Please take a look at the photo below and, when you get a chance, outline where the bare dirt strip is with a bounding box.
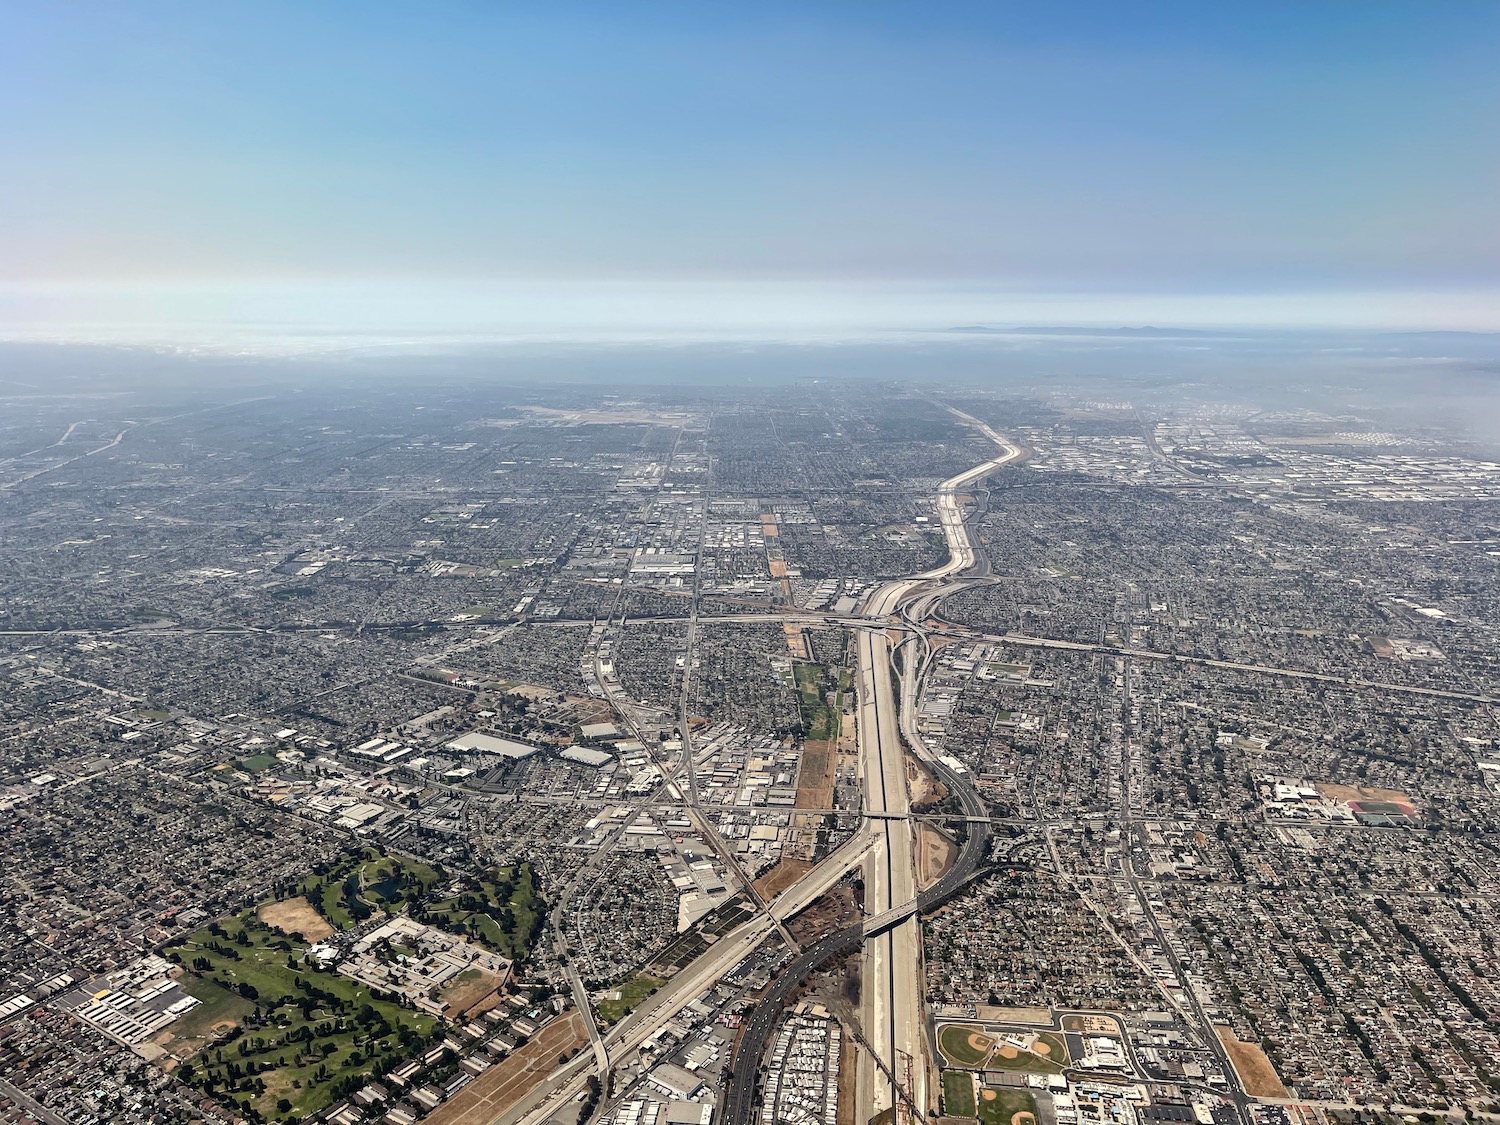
[441,969,508,1020]
[916,823,957,891]
[754,857,815,899]
[424,1010,589,1125]
[795,738,836,808]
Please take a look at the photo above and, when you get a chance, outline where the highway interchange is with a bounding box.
[500,412,1023,1125]
[724,412,1024,1125]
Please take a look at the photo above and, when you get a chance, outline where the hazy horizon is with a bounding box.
[4,1,1497,349]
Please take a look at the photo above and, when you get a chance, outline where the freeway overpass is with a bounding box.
[505,409,1024,1125]
[723,408,1022,1125]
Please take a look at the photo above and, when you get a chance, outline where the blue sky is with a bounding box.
[3,1,1498,336]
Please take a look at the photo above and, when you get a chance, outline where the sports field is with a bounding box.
[937,1023,994,1067]
[941,1070,977,1117]
[978,1086,1037,1125]
[988,1030,1065,1074]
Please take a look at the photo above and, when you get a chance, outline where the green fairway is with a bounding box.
[794,661,842,741]
[164,909,438,1121]
[978,1086,1038,1125]
[937,1023,994,1068]
[942,1069,977,1117]
[295,847,542,959]
[598,971,664,1024]
[417,862,543,961]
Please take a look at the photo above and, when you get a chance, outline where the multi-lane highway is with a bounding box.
[725,408,1023,1125]
[853,622,923,1123]
[503,408,1023,1125]
[846,408,1021,1124]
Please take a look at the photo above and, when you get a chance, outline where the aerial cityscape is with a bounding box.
[2,351,1500,1125]
[3,3,1499,1125]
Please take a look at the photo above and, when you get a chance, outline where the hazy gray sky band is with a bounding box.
[5,279,1500,348]
[2,1,1497,334]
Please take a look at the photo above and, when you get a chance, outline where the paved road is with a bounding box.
[721,758,992,1125]
[916,625,1500,706]
[853,622,922,1122]
[0,1076,71,1124]
[509,411,1023,1125]
[723,409,1019,1125]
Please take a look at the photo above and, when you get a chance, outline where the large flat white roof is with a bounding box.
[446,732,537,758]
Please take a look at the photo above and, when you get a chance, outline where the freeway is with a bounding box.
[507,408,1023,1125]
[720,779,993,1125]
[853,623,922,1123]
[926,627,1500,706]
[723,407,1023,1125]
[497,815,887,1125]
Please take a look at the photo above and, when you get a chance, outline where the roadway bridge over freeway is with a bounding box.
[721,750,993,1125]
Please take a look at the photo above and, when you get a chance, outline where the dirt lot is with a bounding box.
[441,969,507,1019]
[1317,782,1411,805]
[1215,1026,1289,1098]
[908,758,948,811]
[258,896,334,942]
[424,1010,589,1125]
[916,823,957,890]
[796,738,836,808]
[754,857,814,899]
[977,1005,1050,1024]
[834,1018,859,1125]
[788,886,858,944]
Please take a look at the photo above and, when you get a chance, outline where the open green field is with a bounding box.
[978,1086,1038,1125]
[794,662,845,741]
[239,751,281,772]
[164,908,438,1121]
[937,1023,994,1068]
[941,1070,977,1117]
[598,971,664,1024]
[417,862,543,961]
[296,847,542,961]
